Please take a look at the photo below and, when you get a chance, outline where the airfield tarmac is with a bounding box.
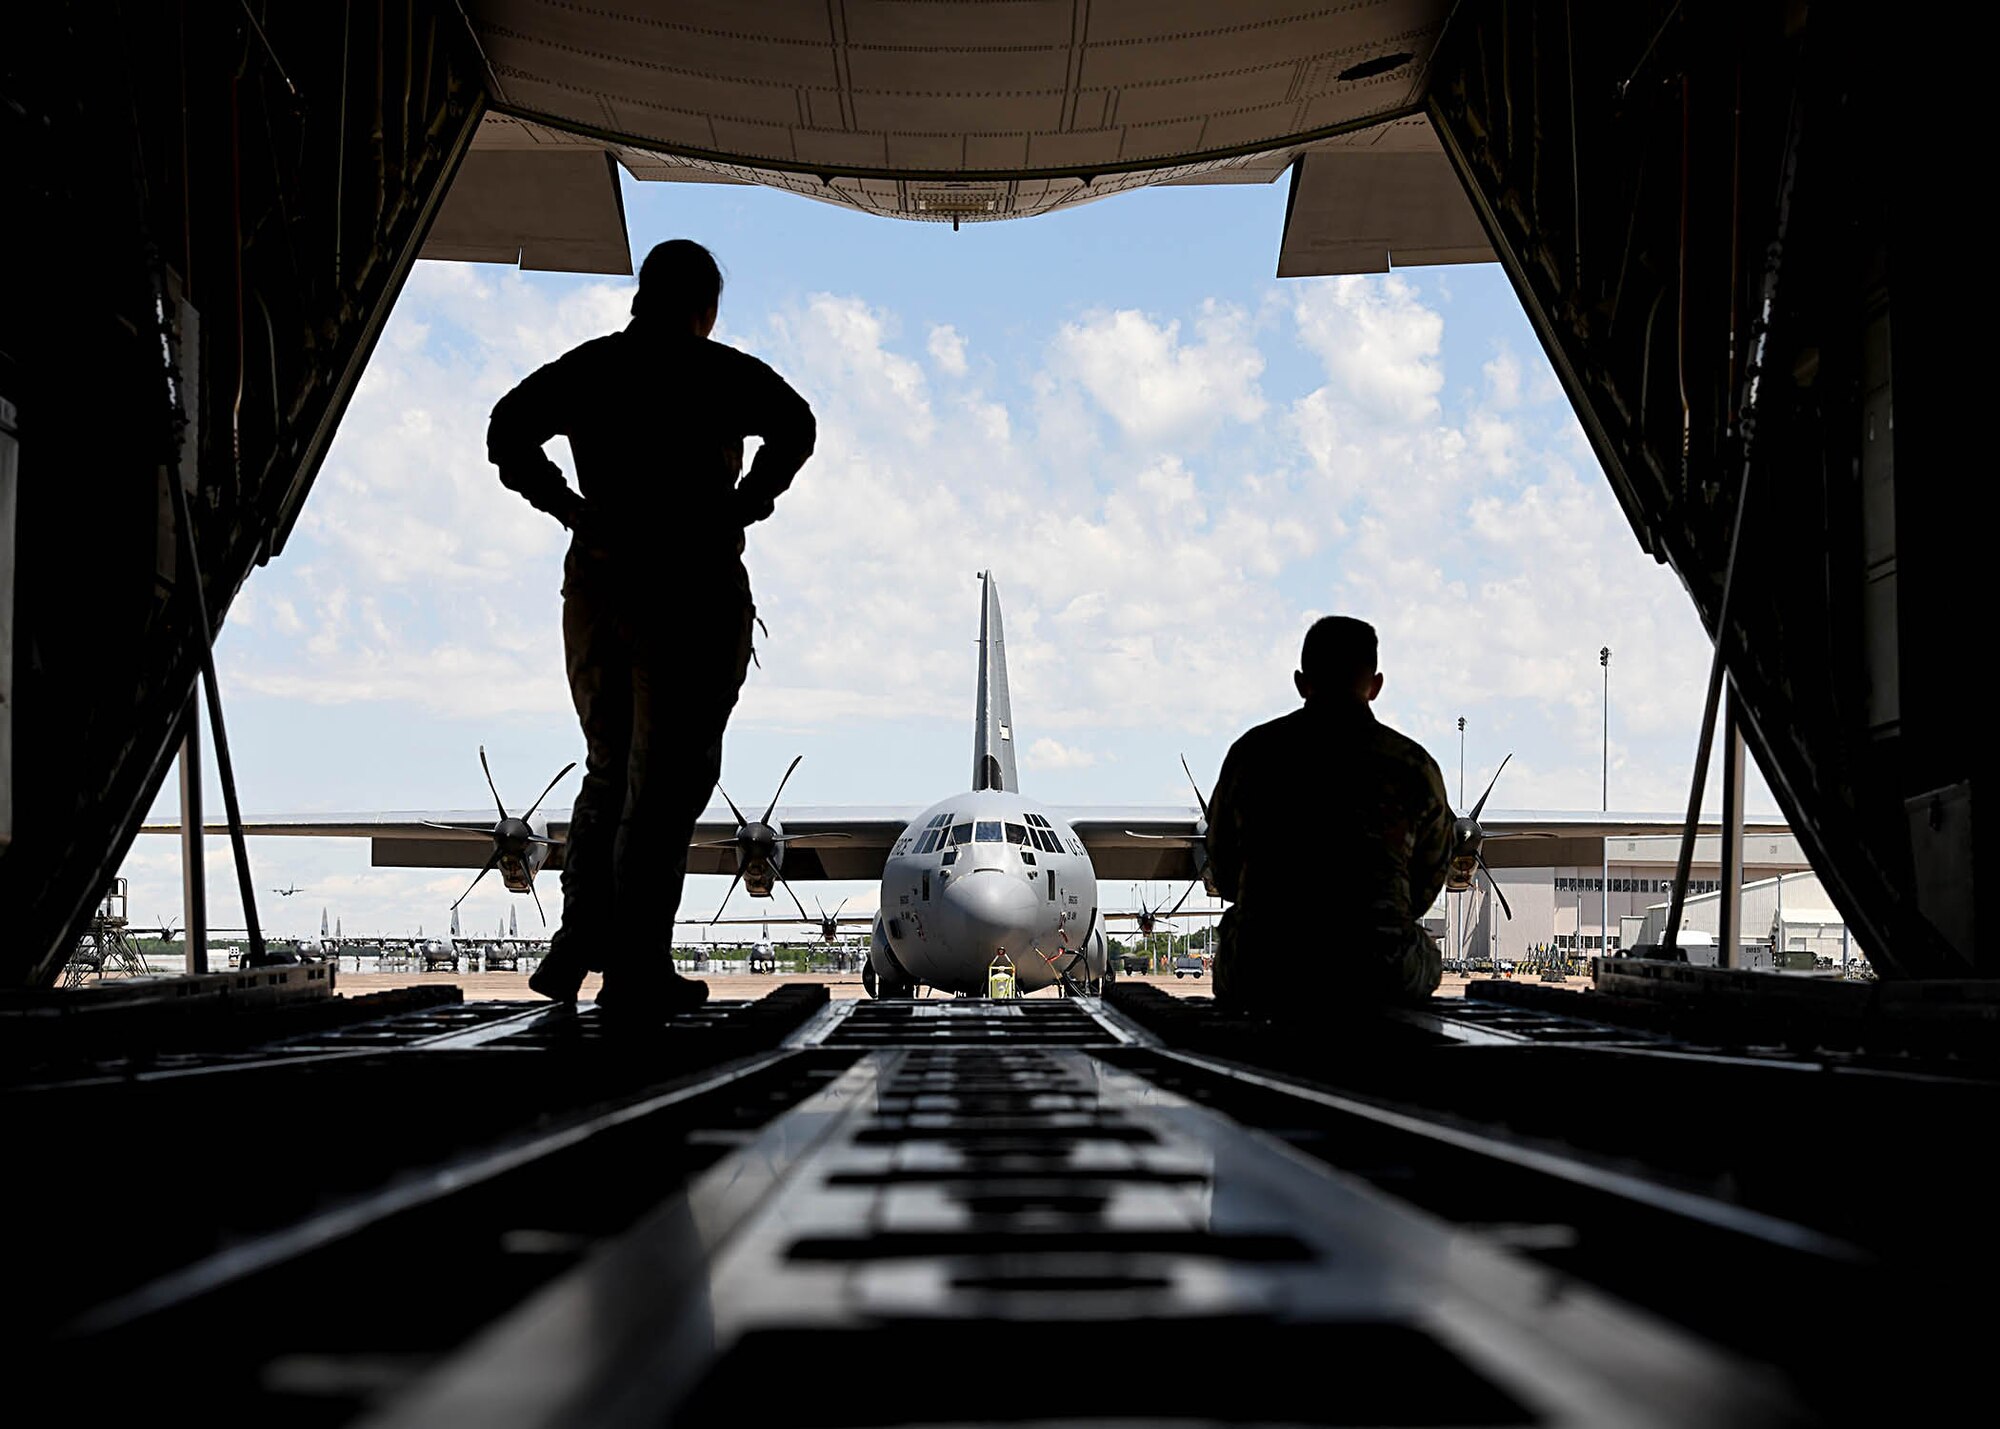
[331,969,1583,1002]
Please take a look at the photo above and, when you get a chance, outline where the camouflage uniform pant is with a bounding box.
[553,549,755,970]
[1213,905,1442,1014]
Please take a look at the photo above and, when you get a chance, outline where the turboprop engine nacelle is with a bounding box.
[1080,925,1108,979]
[735,819,783,896]
[866,911,919,995]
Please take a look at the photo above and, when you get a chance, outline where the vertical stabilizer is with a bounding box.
[450,907,461,940]
[972,571,1019,792]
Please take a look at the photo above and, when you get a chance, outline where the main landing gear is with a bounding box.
[862,961,916,1000]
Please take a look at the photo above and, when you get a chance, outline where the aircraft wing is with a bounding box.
[140,810,513,838]
[1055,805,1792,881]
[143,804,925,879]
[1475,810,1792,869]
[706,913,876,924]
[1059,807,1209,882]
[139,809,535,873]
[1478,809,1790,837]
[140,803,1789,882]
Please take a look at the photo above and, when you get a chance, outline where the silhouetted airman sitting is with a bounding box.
[1207,617,1450,1015]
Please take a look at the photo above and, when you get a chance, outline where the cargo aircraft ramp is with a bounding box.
[6,975,1988,1426]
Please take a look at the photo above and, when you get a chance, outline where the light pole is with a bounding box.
[1600,647,1611,811]
[1457,716,1466,807]
[1600,647,1611,962]
[1455,716,1465,972]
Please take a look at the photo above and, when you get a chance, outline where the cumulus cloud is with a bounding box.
[927,323,969,376]
[1023,737,1099,770]
[1483,344,1524,409]
[1051,301,1266,444]
[1293,275,1443,425]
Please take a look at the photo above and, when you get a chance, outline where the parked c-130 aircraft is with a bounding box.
[147,573,1782,995]
[862,572,1106,995]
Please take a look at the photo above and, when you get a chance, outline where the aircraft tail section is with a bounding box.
[972,571,1019,792]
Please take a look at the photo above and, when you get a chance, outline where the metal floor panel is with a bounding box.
[819,997,1122,1048]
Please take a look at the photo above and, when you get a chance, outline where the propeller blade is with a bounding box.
[768,831,852,843]
[833,898,848,919]
[1181,754,1211,822]
[714,784,750,828]
[759,754,804,826]
[478,746,508,822]
[1163,879,1201,919]
[530,880,547,927]
[706,869,746,926]
[419,821,486,835]
[1468,752,1513,822]
[522,761,577,822]
[1123,829,1171,840]
[451,851,502,911]
[1476,854,1513,920]
[776,869,812,924]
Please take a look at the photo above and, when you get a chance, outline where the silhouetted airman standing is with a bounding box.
[488,240,815,1020]
[1208,617,1449,1013]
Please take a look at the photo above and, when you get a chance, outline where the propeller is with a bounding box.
[1114,880,1200,935]
[1143,879,1200,933]
[1451,754,1516,920]
[704,755,850,925]
[438,746,577,923]
[1476,854,1513,920]
[1469,752,1510,824]
[1181,754,1211,822]
[816,896,849,943]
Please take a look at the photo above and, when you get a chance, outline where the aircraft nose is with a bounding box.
[939,871,1043,970]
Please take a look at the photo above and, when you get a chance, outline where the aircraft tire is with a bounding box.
[862,960,877,998]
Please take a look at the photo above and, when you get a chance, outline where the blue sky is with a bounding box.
[120,170,1777,942]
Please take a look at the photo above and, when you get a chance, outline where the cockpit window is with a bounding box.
[1035,828,1060,854]
[1005,822,1027,845]
[915,828,941,855]
[975,820,1003,843]
[950,822,973,846]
